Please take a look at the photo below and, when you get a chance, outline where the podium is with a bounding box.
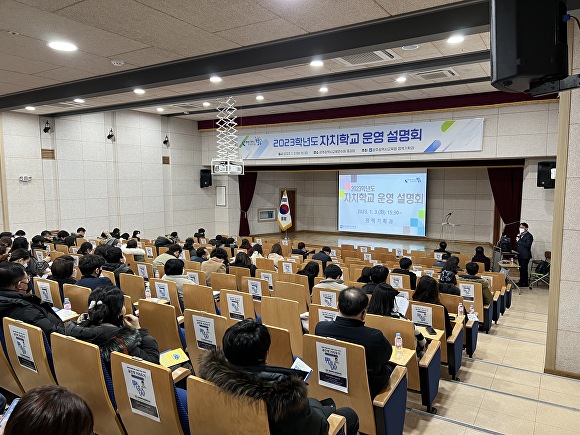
[440,222,461,241]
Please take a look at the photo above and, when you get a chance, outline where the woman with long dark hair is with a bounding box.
[297,261,320,293]
[413,276,452,337]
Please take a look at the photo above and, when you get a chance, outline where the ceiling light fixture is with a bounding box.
[156,107,164,112]
[73,98,85,103]
[319,86,328,93]
[111,59,124,67]
[396,76,407,83]
[47,41,78,51]
[133,88,145,95]
[25,106,35,111]
[447,35,465,44]
[202,102,211,107]
[401,44,420,51]
[43,121,51,133]
[310,60,324,67]
[209,76,222,83]
[256,95,264,101]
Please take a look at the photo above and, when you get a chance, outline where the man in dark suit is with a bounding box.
[516,222,533,286]
[312,246,333,270]
[315,287,393,397]
[391,257,417,289]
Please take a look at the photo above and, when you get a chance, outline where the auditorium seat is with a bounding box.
[63,283,91,314]
[183,309,227,373]
[220,289,256,327]
[439,293,479,358]
[138,299,185,352]
[261,296,303,357]
[33,277,63,308]
[182,283,217,314]
[272,281,309,313]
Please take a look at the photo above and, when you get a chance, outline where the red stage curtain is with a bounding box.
[238,172,258,236]
[487,167,524,249]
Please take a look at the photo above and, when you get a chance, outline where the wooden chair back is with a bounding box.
[55,244,69,253]
[182,283,216,314]
[184,270,206,286]
[407,300,446,330]
[211,272,237,292]
[255,257,276,271]
[184,260,201,271]
[149,278,183,317]
[3,318,56,391]
[119,273,145,303]
[111,352,185,435]
[261,296,303,357]
[240,276,269,317]
[144,245,156,260]
[50,250,65,260]
[187,376,269,435]
[365,314,415,351]
[308,304,339,334]
[136,262,154,280]
[138,299,182,352]
[456,280,485,314]
[76,237,88,246]
[279,260,298,274]
[266,325,294,367]
[439,293,463,317]
[272,281,309,313]
[124,295,134,315]
[183,309,227,373]
[220,290,255,327]
[51,334,125,435]
[0,329,25,396]
[480,272,504,292]
[33,249,49,262]
[281,272,309,289]
[388,273,411,290]
[124,253,138,274]
[312,286,341,309]
[33,277,62,308]
[100,269,116,284]
[229,266,251,290]
[157,264,165,278]
[158,247,169,255]
[63,284,91,313]
[256,269,279,290]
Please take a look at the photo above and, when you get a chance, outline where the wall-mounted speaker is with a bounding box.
[537,161,556,189]
[200,169,212,188]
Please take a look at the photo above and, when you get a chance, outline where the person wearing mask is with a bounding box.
[30,235,48,251]
[312,247,333,270]
[77,242,94,256]
[229,252,257,278]
[315,287,393,398]
[201,248,229,286]
[76,254,114,291]
[191,247,208,263]
[47,255,77,301]
[162,258,194,308]
[471,246,491,272]
[0,262,65,339]
[250,244,264,265]
[152,244,183,268]
[267,243,285,269]
[438,270,461,296]
[8,248,33,290]
[76,227,86,238]
[132,230,141,241]
[413,276,452,338]
[459,262,493,305]
[65,285,159,372]
[54,230,70,245]
[297,261,320,294]
[121,239,146,262]
[11,237,50,277]
[516,222,533,287]
[101,247,133,287]
[199,319,359,435]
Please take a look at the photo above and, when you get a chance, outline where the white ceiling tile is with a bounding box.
[0,69,59,87]
[0,53,61,74]
[215,18,307,46]
[113,47,183,67]
[379,0,463,16]
[34,67,95,81]
[12,0,84,13]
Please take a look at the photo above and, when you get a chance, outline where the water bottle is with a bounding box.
[458,302,464,316]
[145,283,151,299]
[63,298,72,311]
[470,304,475,315]
[395,333,403,358]
[154,268,160,278]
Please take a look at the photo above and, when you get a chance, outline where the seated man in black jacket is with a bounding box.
[76,254,115,291]
[292,242,315,260]
[0,262,64,341]
[391,257,417,290]
[200,319,359,434]
[361,265,394,295]
[312,246,333,270]
[315,287,393,397]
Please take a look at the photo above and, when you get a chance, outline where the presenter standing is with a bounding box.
[516,222,533,286]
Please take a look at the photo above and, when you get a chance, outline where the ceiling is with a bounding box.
[0,0,562,121]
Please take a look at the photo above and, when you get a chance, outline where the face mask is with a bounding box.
[519,228,524,234]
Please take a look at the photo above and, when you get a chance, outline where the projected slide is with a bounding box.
[338,170,427,236]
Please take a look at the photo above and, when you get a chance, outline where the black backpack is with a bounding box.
[499,235,512,252]
[535,261,550,274]
[154,236,173,248]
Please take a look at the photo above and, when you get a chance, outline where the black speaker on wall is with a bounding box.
[490,0,568,93]
[537,161,556,189]
[200,169,212,188]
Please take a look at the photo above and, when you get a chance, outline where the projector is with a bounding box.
[211,159,244,175]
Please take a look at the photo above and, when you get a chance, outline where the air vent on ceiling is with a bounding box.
[41,149,55,160]
[415,68,459,81]
[335,49,402,66]
[171,103,197,109]
[162,156,170,165]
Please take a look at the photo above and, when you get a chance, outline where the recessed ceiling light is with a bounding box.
[25,106,35,111]
[133,88,145,95]
[47,41,78,52]
[447,35,464,44]
[401,44,420,51]
[73,98,85,103]
[256,95,264,101]
[396,76,407,83]
[209,76,222,83]
[202,102,211,107]
[111,59,125,67]
[319,86,328,93]
[310,60,324,67]
[156,107,164,112]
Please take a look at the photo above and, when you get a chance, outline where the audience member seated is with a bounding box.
[183,237,195,258]
[152,244,183,268]
[413,276,452,337]
[0,262,64,339]
[47,255,77,301]
[30,235,48,251]
[267,243,285,269]
[101,247,133,287]
[209,234,223,246]
[76,254,114,291]
[193,228,205,243]
[111,228,121,239]
[132,230,141,241]
[169,231,180,242]
[0,231,13,239]
[64,235,78,248]
[392,257,417,290]
[316,287,393,397]
[442,255,462,274]
[121,239,145,262]
[434,241,451,255]
[361,265,394,295]
[199,319,359,435]
[471,246,491,272]
[201,248,229,286]
[292,242,314,260]
[2,385,94,435]
[367,285,427,358]
[316,264,348,291]
[312,246,333,270]
[76,227,86,238]
[230,252,257,277]
[433,252,449,268]
[66,285,159,372]
[250,244,264,265]
[297,261,320,294]
[356,266,372,283]
[438,270,461,296]
[7,249,33,291]
[14,230,26,237]
[11,237,50,277]
[190,247,208,263]
[53,230,70,245]
[162,258,193,307]
[0,242,9,263]
[459,262,493,305]
[77,242,93,255]
[120,232,130,241]
[239,238,253,252]
[93,244,109,259]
